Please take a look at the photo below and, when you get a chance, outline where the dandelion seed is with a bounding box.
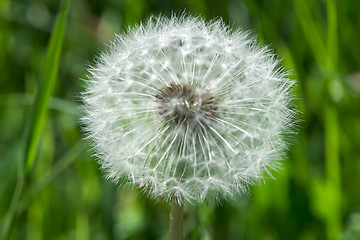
[82,14,296,204]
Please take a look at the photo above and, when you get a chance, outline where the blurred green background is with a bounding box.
[1,0,360,239]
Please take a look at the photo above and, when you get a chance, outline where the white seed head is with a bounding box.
[82,14,296,204]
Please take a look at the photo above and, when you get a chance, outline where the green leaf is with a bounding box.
[24,0,71,172]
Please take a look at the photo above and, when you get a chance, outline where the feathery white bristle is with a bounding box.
[82,14,296,204]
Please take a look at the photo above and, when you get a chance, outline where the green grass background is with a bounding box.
[1,0,360,239]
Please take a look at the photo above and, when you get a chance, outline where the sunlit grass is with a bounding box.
[1,0,70,238]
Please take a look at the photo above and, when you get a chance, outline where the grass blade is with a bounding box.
[0,1,71,239]
[24,0,71,172]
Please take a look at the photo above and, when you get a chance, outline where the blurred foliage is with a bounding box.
[1,0,360,239]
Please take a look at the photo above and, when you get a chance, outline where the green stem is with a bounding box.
[0,177,24,239]
[169,200,183,240]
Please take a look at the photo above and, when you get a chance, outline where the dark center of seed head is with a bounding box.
[154,83,219,130]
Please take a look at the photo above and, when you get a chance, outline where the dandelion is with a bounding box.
[82,14,295,206]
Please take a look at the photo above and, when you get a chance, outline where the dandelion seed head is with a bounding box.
[82,14,296,204]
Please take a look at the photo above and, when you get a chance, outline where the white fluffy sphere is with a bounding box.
[82,15,295,204]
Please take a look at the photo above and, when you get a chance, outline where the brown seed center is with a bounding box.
[154,83,219,130]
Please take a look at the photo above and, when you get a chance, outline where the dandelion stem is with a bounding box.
[169,201,183,240]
